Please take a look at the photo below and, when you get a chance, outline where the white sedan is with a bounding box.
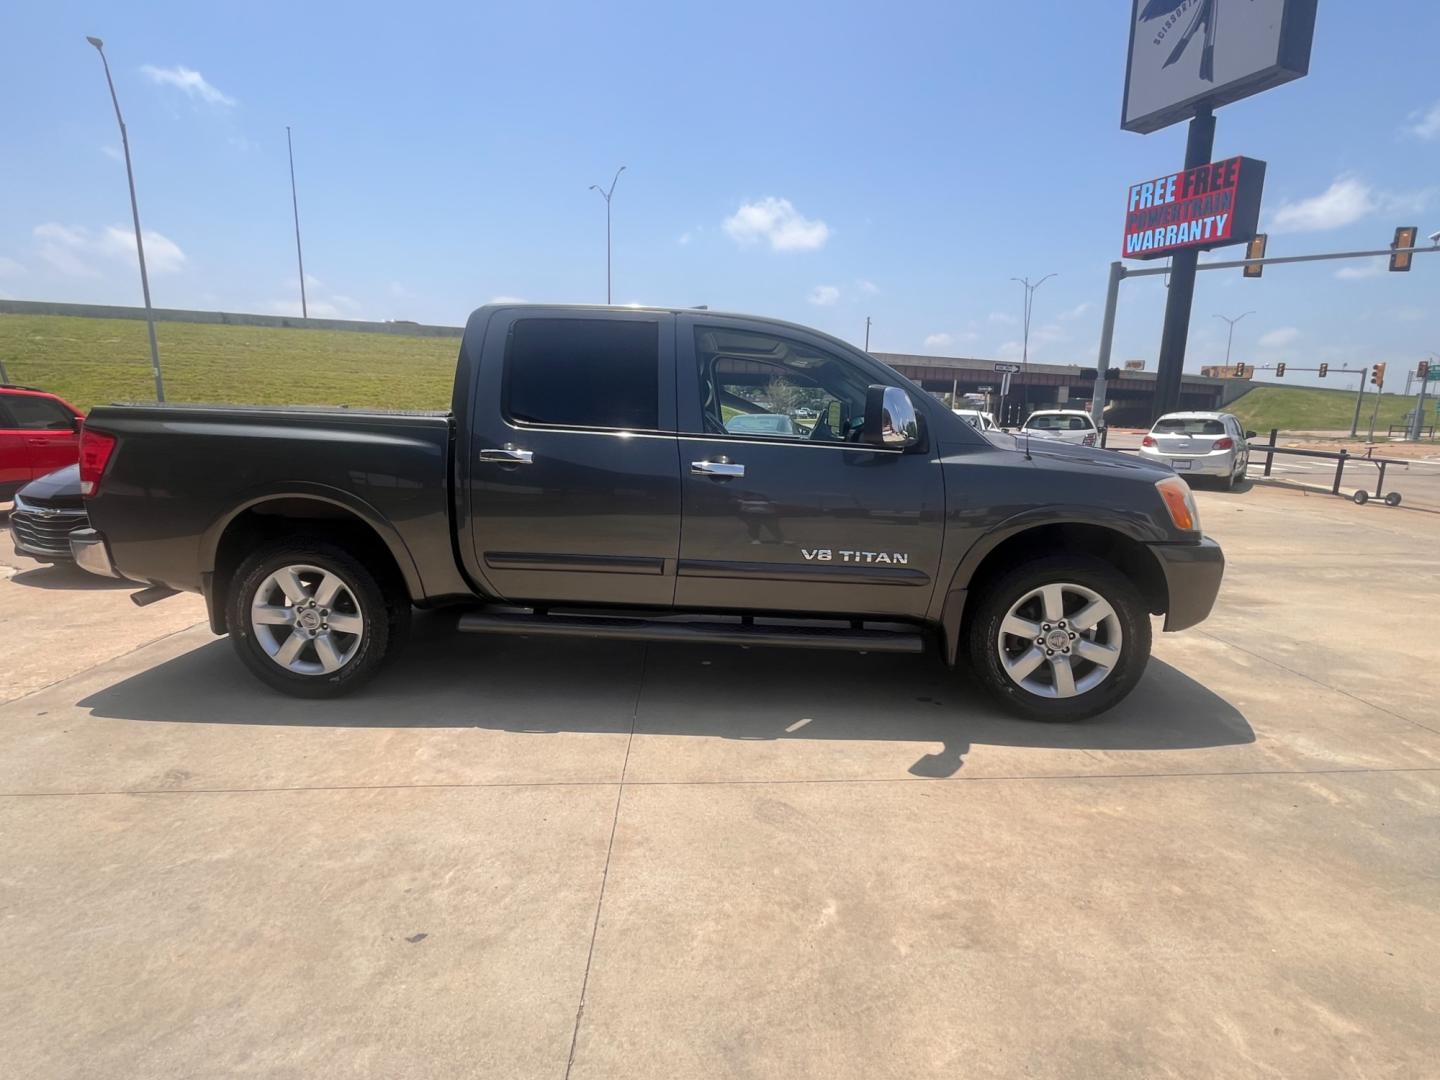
[1140,411,1254,489]
[952,408,999,433]
[1021,409,1101,447]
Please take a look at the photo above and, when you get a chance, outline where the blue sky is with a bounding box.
[3,1,1438,388]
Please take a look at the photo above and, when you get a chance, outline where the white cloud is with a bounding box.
[1334,258,1385,280]
[723,197,829,252]
[677,231,692,246]
[34,224,99,277]
[1269,177,1375,233]
[923,333,954,348]
[857,279,879,294]
[1408,100,1440,141]
[488,295,527,304]
[1058,302,1092,321]
[100,145,123,162]
[140,64,236,107]
[988,311,1018,325]
[97,225,188,274]
[0,255,25,278]
[1258,327,1300,348]
[807,284,840,306]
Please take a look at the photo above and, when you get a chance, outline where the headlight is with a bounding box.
[1155,475,1199,532]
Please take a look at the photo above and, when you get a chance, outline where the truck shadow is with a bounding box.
[77,613,1253,778]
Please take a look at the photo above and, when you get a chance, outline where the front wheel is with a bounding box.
[966,555,1152,722]
[227,539,394,698]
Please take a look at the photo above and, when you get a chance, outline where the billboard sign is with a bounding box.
[1123,155,1266,260]
[1121,0,1317,134]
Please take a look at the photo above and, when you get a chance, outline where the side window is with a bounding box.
[506,318,659,431]
[694,327,870,444]
[3,395,74,431]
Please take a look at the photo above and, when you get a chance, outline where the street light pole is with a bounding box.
[1011,273,1056,422]
[286,126,308,319]
[87,36,164,402]
[864,316,871,351]
[1213,310,1255,368]
[588,166,626,304]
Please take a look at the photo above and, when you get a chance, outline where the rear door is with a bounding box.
[673,316,945,619]
[0,400,28,495]
[1,393,79,487]
[466,310,680,607]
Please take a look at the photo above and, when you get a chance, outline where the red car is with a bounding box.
[0,385,85,502]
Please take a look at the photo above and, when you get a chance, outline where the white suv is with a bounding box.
[1021,409,1101,446]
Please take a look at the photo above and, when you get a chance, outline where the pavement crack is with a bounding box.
[563,644,644,1080]
[1196,629,1440,738]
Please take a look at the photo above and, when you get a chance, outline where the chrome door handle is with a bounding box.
[479,447,534,465]
[691,460,744,478]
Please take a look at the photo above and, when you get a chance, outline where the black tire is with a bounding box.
[227,538,395,698]
[966,555,1153,722]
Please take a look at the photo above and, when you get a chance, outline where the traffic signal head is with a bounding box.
[1234,363,1248,378]
[1243,233,1267,278]
[1318,363,1328,378]
[1389,226,1417,272]
[1419,361,1430,380]
[1371,362,1387,387]
[1275,362,1286,377]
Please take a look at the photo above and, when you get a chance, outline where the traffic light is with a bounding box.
[1318,363,1328,378]
[1371,363,1387,387]
[1243,233,1268,278]
[1419,361,1430,380]
[1234,363,1249,378]
[1389,227,1417,272]
[1275,362,1286,377]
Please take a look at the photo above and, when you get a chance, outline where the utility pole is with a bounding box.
[588,166,626,304]
[1011,272,1056,419]
[864,316,871,351]
[1411,354,1436,441]
[87,36,164,401]
[1213,310,1255,368]
[286,126,308,318]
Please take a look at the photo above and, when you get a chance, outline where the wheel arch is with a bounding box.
[938,518,1168,665]
[203,488,420,635]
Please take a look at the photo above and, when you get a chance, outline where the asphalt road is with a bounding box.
[2,488,1437,1079]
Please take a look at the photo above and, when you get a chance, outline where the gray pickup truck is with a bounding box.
[73,304,1222,720]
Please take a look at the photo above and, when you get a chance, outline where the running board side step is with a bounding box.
[456,612,925,653]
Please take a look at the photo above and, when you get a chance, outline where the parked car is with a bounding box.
[10,465,88,562]
[1021,409,1101,447]
[951,408,999,433]
[1140,411,1254,489]
[725,412,797,437]
[0,385,85,502]
[73,304,1222,720]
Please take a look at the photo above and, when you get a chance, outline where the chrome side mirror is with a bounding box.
[863,385,919,448]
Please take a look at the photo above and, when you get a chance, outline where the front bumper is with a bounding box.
[69,528,122,579]
[11,503,88,560]
[1148,536,1225,631]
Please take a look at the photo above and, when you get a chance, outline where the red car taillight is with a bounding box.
[78,428,117,496]
[1141,434,1156,447]
[1212,437,1234,451]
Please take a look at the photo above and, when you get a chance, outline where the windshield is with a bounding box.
[1154,418,1226,435]
[725,412,797,435]
[1025,414,1092,431]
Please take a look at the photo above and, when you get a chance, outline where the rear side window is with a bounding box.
[2,394,74,430]
[506,318,659,431]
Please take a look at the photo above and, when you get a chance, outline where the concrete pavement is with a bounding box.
[1,487,1436,1079]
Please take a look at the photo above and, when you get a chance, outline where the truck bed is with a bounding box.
[82,402,466,602]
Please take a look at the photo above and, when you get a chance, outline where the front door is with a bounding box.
[0,394,80,488]
[466,310,680,608]
[674,317,945,619]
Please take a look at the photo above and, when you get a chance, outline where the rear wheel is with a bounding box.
[227,539,395,698]
[966,555,1152,721]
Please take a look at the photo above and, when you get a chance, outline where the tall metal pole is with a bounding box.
[1213,310,1254,368]
[1152,107,1215,421]
[1011,273,1056,420]
[286,126,308,319]
[87,36,164,402]
[588,166,625,304]
[1091,261,1123,426]
[1411,355,1435,440]
[864,316,871,351]
[1350,369,1365,439]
